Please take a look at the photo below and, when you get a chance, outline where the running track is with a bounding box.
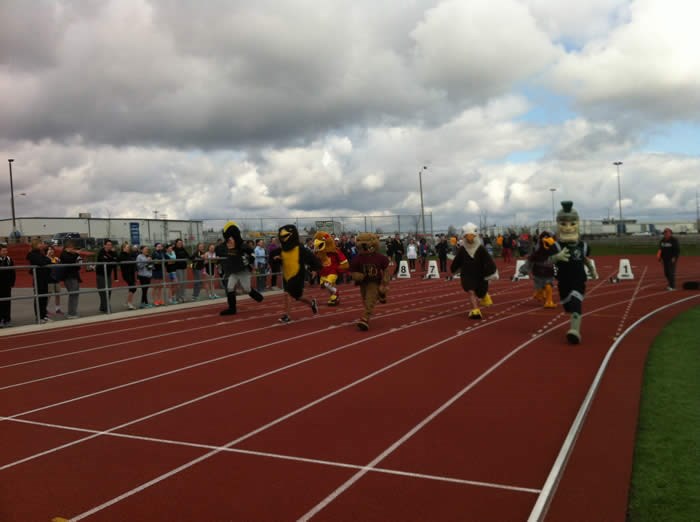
[1,255,698,521]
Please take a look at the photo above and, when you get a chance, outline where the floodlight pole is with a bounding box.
[419,166,428,237]
[614,161,623,235]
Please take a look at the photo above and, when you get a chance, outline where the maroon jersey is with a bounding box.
[350,253,389,282]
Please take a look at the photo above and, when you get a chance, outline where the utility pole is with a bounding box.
[418,165,428,237]
[614,161,623,235]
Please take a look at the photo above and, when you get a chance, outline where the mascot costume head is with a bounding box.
[223,221,243,246]
[355,232,380,254]
[536,230,556,252]
[556,201,580,244]
[313,231,337,257]
[278,224,300,251]
[461,222,481,257]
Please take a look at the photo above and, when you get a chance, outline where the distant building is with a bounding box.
[0,216,204,245]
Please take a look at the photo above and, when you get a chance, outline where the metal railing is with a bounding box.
[0,258,284,327]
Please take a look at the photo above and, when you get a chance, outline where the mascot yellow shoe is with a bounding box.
[479,293,493,307]
[468,308,483,320]
[543,284,556,308]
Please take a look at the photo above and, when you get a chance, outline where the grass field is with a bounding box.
[588,237,700,257]
[627,305,700,522]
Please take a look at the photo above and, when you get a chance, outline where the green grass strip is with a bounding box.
[628,305,700,522]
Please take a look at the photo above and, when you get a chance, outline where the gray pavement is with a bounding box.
[0,284,283,337]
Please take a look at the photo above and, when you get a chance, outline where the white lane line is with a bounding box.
[0,278,441,348]
[296,287,678,521]
[61,292,662,521]
[0,286,462,388]
[0,283,456,366]
[1,286,526,407]
[28,311,548,522]
[1,415,540,495]
[527,293,700,522]
[1,297,540,471]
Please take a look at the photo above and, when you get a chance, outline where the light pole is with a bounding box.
[418,165,427,237]
[549,188,556,225]
[7,159,18,241]
[614,161,623,235]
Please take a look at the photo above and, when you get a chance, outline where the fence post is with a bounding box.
[103,262,111,314]
[161,257,168,304]
[32,266,40,324]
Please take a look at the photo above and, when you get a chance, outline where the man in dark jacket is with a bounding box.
[96,240,117,313]
[60,240,83,318]
[434,235,450,274]
[657,228,680,290]
[389,234,404,279]
[0,244,17,327]
[26,239,52,322]
[173,239,190,303]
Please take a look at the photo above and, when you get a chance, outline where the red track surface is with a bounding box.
[1,255,698,521]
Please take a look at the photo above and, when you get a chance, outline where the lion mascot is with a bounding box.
[516,230,560,308]
[313,231,349,305]
[276,224,321,323]
[550,201,598,344]
[350,232,390,331]
[215,221,264,316]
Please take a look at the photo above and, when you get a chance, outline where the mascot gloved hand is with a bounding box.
[551,248,570,263]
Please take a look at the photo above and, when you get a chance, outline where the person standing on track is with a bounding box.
[657,228,680,290]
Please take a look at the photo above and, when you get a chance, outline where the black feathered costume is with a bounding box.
[216,221,263,316]
[277,224,321,322]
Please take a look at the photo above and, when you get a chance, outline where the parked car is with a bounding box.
[50,232,82,246]
[50,233,94,249]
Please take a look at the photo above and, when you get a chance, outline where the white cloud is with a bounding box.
[548,0,700,121]
[412,0,560,100]
[1,0,699,233]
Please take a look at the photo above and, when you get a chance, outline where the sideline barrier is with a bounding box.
[396,260,411,279]
[617,258,634,280]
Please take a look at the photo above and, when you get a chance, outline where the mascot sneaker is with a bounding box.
[468,308,483,320]
[566,313,582,344]
[479,293,493,307]
[357,319,369,331]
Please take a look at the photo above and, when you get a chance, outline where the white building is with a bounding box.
[0,215,204,245]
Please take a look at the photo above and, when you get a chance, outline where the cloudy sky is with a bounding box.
[1,0,699,231]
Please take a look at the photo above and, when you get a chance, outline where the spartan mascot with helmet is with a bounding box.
[551,201,598,344]
[313,231,349,306]
[215,221,264,316]
[350,233,390,331]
